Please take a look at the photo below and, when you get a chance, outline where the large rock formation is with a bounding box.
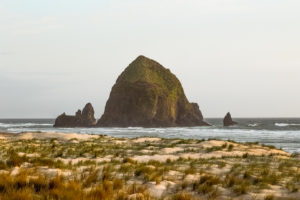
[223,112,237,126]
[54,103,96,127]
[97,55,209,127]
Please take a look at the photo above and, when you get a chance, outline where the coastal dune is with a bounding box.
[14,132,99,141]
[0,131,298,199]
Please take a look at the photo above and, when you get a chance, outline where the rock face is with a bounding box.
[223,112,237,126]
[54,103,96,127]
[97,55,209,127]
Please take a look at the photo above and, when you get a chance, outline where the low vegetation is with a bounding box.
[0,133,299,199]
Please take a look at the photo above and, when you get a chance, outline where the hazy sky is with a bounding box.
[0,0,299,118]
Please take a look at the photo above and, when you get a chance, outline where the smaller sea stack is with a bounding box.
[54,103,96,127]
[223,112,237,126]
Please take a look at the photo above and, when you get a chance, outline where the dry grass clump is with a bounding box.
[172,192,194,200]
[192,175,220,196]
[227,144,234,151]
[83,168,100,187]
[6,149,28,167]
[285,181,299,193]
[184,163,197,175]
[0,171,150,200]
[1,188,33,200]
[264,194,274,200]
[1,173,82,200]
[0,160,7,170]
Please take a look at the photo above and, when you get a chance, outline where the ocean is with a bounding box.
[0,118,300,153]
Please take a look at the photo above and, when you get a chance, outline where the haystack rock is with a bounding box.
[97,55,209,127]
[223,112,237,126]
[54,103,96,127]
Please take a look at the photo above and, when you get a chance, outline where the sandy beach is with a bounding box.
[0,131,298,199]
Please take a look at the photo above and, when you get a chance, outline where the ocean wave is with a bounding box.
[0,123,52,128]
[275,123,300,127]
[3,124,300,153]
[248,123,259,127]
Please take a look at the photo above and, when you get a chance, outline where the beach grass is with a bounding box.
[0,132,298,199]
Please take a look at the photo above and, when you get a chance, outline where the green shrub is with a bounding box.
[123,157,135,164]
[233,183,248,194]
[6,150,28,167]
[184,166,196,175]
[221,143,228,148]
[217,161,226,168]
[193,175,220,195]
[227,144,234,151]
[286,181,299,193]
[134,165,154,179]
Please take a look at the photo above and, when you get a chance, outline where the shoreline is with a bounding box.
[0,131,292,154]
[0,130,297,153]
[1,119,300,155]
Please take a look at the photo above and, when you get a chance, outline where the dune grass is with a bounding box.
[0,134,298,199]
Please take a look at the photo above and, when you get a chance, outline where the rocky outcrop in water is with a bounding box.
[223,112,237,126]
[54,103,96,127]
[97,55,209,127]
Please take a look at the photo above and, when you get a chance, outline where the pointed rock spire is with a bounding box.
[54,103,96,127]
[223,112,238,126]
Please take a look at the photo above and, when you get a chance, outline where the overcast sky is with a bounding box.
[0,0,299,118]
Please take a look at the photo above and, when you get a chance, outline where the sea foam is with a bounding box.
[275,123,300,127]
